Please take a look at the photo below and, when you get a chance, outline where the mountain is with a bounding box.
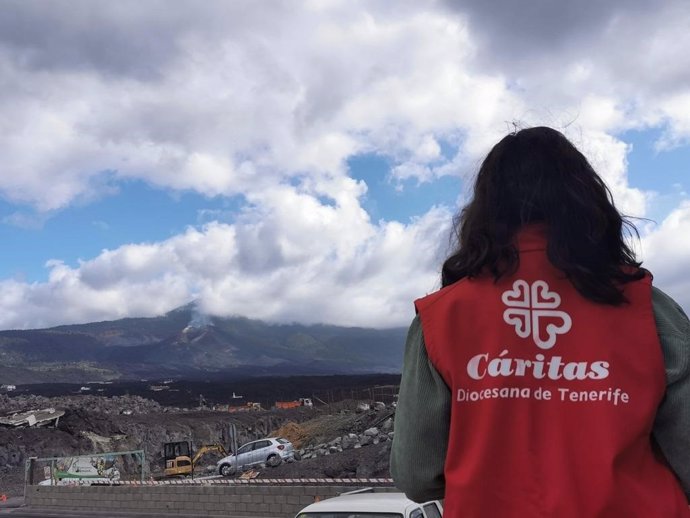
[0,305,408,384]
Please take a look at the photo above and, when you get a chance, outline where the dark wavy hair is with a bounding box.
[441,126,644,305]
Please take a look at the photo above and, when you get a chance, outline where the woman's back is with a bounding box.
[391,127,690,517]
[412,225,689,517]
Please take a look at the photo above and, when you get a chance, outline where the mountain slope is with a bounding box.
[0,306,408,384]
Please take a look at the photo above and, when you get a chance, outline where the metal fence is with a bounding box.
[311,384,399,407]
[25,449,146,492]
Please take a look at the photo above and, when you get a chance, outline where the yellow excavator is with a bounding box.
[163,441,229,477]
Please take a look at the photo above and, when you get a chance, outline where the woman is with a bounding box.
[390,127,690,517]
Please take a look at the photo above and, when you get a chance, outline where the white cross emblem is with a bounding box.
[501,280,572,350]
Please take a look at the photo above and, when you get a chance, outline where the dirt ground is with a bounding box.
[257,441,392,479]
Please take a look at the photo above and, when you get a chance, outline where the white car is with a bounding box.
[295,491,443,518]
[217,437,295,476]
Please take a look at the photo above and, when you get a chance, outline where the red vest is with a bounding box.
[415,226,689,518]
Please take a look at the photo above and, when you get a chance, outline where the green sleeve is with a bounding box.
[651,286,690,501]
[390,315,451,503]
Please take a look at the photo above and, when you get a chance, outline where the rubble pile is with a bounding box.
[258,408,396,479]
[0,394,162,415]
[258,440,393,480]
[298,419,394,460]
[272,421,310,448]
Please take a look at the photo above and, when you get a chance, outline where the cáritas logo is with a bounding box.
[502,279,572,350]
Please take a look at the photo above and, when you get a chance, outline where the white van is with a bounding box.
[295,491,443,518]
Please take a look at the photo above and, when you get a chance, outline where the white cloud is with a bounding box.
[0,185,451,329]
[3,1,673,209]
[641,201,690,309]
[568,130,649,217]
[0,1,530,209]
[1,0,690,327]
[653,92,690,151]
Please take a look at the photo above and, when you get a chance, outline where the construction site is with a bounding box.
[0,381,399,510]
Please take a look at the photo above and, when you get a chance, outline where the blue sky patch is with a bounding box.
[348,153,462,222]
[1,180,244,282]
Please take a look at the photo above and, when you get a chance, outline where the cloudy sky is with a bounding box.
[1,0,689,330]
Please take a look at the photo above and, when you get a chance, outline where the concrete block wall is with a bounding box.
[26,483,397,517]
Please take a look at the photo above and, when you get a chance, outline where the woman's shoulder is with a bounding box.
[414,276,479,313]
[651,286,689,338]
